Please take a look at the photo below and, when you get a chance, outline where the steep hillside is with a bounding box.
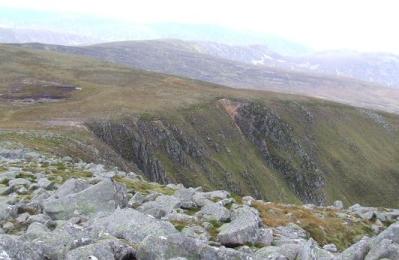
[0,45,399,208]
[12,40,399,114]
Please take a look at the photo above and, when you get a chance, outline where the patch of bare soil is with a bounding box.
[0,79,79,103]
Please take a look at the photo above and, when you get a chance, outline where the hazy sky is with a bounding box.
[1,0,398,53]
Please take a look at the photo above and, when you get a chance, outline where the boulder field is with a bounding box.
[0,144,398,259]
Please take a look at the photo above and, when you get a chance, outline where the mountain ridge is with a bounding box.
[10,40,399,114]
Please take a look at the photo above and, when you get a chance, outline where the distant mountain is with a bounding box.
[0,7,310,55]
[186,43,399,88]
[12,40,399,114]
[0,27,97,45]
[288,51,399,88]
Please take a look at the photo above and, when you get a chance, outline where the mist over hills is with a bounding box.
[0,7,310,55]
[0,27,98,45]
[2,6,399,89]
[200,44,399,88]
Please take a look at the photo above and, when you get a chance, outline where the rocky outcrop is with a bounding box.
[87,99,327,204]
[232,101,325,204]
[86,117,208,185]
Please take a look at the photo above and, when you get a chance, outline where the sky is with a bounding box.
[0,0,398,53]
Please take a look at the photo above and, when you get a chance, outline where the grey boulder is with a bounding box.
[137,195,181,219]
[174,187,198,209]
[255,244,301,260]
[65,239,136,260]
[365,239,399,260]
[91,208,178,244]
[217,206,268,246]
[195,202,230,222]
[137,233,250,260]
[273,223,308,246]
[43,179,128,220]
[371,221,399,246]
[298,239,335,260]
[0,234,42,260]
[336,236,371,260]
[22,221,95,259]
[52,178,90,198]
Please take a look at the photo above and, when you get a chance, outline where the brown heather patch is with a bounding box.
[253,201,373,250]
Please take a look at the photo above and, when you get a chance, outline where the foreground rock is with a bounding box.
[92,208,178,244]
[137,233,251,260]
[217,206,272,246]
[43,179,128,220]
[0,234,42,260]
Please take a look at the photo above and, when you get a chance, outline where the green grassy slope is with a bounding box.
[0,45,398,207]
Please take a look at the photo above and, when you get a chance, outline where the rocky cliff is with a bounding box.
[87,99,327,205]
[86,98,399,207]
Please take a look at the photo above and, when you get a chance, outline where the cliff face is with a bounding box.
[87,98,399,207]
[86,118,206,185]
[233,101,325,204]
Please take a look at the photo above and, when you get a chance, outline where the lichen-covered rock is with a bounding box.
[22,221,95,259]
[254,247,289,260]
[174,187,198,209]
[273,223,308,246]
[217,206,266,246]
[195,202,230,222]
[0,234,42,260]
[242,196,255,206]
[365,238,399,260]
[323,243,338,253]
[182,225,210,242]
[128,192,146,208]
[371,221,399,246]
[137,233,249,260]
[51,178,90,198]
[91,208,178,244]
[37,177,54,190]
[348,204,377,220]
[255,244,301,260]
[336,236,371,260]
[43,179,128,220]
[137,195,181,219]
[297,239,335,260]
[65,239,136,260]
[257,228,273,246]
[163,212,196,224]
